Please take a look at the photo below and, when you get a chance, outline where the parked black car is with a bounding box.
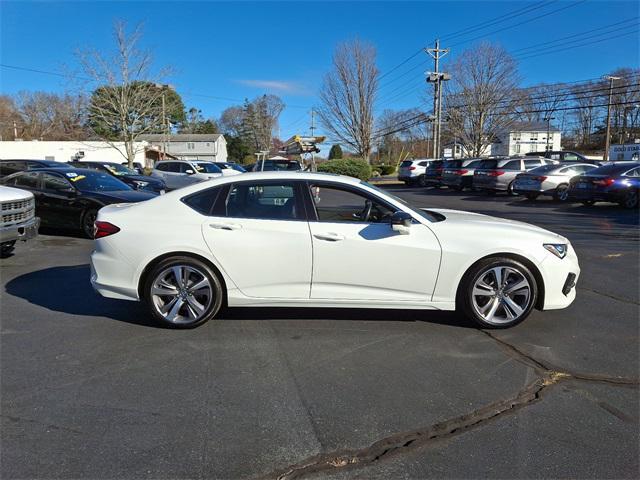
[568,161,640,208]
[1,168,157,238]
[69,161,166,193]
[0,159,71,178]
[423,159,445,186]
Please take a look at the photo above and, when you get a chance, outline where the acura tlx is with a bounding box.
[90,171,580,329]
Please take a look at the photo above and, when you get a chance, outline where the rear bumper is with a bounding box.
[90,239,140,301]
[569,188,621,202]
[0,217,39,244]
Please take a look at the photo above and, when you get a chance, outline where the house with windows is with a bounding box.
[139,134,227,163]
[491,121,561,156]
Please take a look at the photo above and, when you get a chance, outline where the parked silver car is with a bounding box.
[473,156,555,195]
[513,163,598,201]
[151,160,223,190]
[441,158,484,191]
[397,159,439,186]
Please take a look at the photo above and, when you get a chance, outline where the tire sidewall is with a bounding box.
[82,208,99,239]
[459,257,538,329]
[144,256,224,329]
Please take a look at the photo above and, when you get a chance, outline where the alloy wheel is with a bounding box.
[556,185,569,202]
[151,265,213,324]
[623,189,638,209]
[471,266,531,325]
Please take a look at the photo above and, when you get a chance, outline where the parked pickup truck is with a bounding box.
[0,186,39,256]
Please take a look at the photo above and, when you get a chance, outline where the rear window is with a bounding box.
[477,160,498,169]
[527,164,561,174]
[465,160,482,168]
[400,160,413,167]
[588,163,640,176]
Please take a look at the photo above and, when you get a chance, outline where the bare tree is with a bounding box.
[76,21,172,167]
[570,80,602,147]
[0,96,21,140]
[241,94,284,152]
[516,83,568,122]
[444,42,520,157]
[219,106,245,136]
[318,39,378,162]
[12,91,88,140]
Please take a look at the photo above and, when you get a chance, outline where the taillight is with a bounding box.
[409,166,416,171]
[488,170,505,177]
[94,221,120,239]
[534,176,548,181]
[593,178,615,187]
[454,169,468,175]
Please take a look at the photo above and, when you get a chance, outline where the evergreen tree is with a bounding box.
[328,144,343,160]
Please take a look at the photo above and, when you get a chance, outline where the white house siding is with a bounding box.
[139,134,228,163]
[0,141,148,164]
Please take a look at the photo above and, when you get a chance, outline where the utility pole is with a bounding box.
[13,120,18,140]
[309,108,317,171]
[603,75,621,161]
[425,39,450,159]
[544,115,555,151]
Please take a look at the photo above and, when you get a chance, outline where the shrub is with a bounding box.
[317,158,372,181]
[379,165,397,175]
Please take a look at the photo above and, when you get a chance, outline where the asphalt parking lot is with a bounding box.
[1,185,638,479]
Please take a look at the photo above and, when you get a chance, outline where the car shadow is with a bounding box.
[4,264,475,329]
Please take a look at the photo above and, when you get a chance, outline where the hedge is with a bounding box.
[379,165,397,175]
[317,158,372,181]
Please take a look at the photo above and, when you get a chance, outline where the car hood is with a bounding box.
[122,174,164,185]
[86,190,157,203]
[423,208,567,242]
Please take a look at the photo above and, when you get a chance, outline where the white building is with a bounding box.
[492,121,561,156]
[0,140,149,164]
[139,134,227,162]
[443,121,562,158]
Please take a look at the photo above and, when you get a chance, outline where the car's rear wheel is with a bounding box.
[417,175,427,187]
[619,189,639,209]
[81,208,98,239]
[554,184,570,202]
[144,256,224,328]
[459,257,538,328]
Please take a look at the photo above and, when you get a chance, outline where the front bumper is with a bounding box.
[0,216,40,244]
[538,244,580,310]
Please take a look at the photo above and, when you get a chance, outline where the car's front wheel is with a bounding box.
[459,257,538,328]
[144,256,224,328]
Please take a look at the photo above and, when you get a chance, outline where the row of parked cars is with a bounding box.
[0,157,304,248]
[398,152,640,209]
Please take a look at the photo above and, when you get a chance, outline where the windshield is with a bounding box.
[64,170,132,192]
[103,163,137,176]
[361,181,444,222]
[194,162,222,174]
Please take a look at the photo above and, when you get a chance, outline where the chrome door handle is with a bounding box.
[313,232,345,242]
[209,223,242,231]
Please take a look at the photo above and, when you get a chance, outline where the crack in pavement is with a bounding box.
[259,331,638,480]
[577,286,639,306]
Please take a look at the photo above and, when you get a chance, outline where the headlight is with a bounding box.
[133,180,149,189]
[544,243,567,259]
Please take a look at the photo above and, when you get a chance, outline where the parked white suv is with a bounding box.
[0,185,39,256]
[151,161,223,190]
[397,159,438,186]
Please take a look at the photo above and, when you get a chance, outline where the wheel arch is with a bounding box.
[456,252,545,310]
[137,251,228,306]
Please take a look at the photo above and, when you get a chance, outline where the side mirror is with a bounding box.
[390,211,412,235]
[185,169,195,175]
[58,186,77,196]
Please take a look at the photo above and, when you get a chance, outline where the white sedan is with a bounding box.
[90,172,580,329]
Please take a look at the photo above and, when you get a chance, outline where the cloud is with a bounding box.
[237,79,308,94]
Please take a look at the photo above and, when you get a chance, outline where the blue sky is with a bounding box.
[1,0,638,144]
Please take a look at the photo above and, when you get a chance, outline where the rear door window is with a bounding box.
[524,159,542,169]
[503,160,522,170]
[224,181,301,220]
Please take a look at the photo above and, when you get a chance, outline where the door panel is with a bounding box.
[200,180,312,298]
[306,182,441,301]
[308,221,440,301]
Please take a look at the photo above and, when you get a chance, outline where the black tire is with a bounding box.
[554,184,570,202]
[81,208,99,239]
[458,257,538,329]
[581,200,596,207]
[417,175,427,187]
[1,240,16,258]
[525,193,539,200]
[619,189,639,209]
[507,181,518,196]
[143,256,224,329]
